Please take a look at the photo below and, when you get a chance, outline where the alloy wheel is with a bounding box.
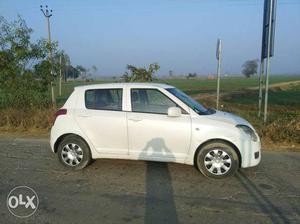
[61,143,83,166]
[203,149,232,175]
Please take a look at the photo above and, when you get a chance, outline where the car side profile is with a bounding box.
[50,83,261,178]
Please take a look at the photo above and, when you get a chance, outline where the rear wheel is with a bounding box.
[57,135,92,170]
[196,141,239,178]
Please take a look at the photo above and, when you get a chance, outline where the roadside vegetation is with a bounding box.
[0,16,299,150]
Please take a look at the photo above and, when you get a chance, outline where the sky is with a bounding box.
[0,0,300,76]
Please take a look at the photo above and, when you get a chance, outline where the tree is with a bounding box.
[76,65,87,79]
[186,72,197,79]
[91,65,98,74]
[62,52,71,82]
[242,60,258,78]
[65,65,80,79]
[51,50,71,82]
[122,63,160,82]
[0,16,55,108]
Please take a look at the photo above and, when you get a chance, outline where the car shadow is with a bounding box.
[139,138,179,224]
[235,130,290,224]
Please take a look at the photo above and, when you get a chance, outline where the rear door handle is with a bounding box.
[128,117,142,122]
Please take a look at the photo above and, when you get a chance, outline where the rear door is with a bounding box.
[127,88,191,162]
[75,88,128,154]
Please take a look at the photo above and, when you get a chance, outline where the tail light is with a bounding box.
[53,108,67,124]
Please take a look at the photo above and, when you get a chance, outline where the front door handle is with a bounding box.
[128,117,142,122]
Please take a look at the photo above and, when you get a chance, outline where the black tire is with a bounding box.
[195,141,239,178]
[57,135,92,170]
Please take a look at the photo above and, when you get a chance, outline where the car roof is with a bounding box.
[74,82,175,90]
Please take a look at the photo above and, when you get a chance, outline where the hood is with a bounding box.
[206,110,253,128]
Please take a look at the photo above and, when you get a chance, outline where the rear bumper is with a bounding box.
[49,125,57,153]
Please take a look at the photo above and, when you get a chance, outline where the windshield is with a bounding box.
[167,88,215,115]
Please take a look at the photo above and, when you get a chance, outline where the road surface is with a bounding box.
[0,138,299,224]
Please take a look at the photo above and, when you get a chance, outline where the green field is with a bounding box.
[56,75,300,108]
[224,84,300,106]
[161,75,300,92]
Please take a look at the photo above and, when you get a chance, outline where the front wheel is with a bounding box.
[57,135,92,170]
[195,141,239,178]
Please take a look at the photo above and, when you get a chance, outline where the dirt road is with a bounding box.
[0,138,299,224]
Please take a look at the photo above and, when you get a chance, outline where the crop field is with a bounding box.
[161,75,300,93]
[56,75,300,107]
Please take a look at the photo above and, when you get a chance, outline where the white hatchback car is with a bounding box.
[50,83,261,178]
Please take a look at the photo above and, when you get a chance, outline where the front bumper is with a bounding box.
[232,138,261,168]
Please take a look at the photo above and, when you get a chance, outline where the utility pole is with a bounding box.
[263,0,276,123]
[258,59,265,117]
[263,0,273,123]
[216,38,222,110]
[40,5,56,108]
[259,0,277,123]
[59,53,62,96]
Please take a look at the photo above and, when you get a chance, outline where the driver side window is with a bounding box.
[131,89,176,114]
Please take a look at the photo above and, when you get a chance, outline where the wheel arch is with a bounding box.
[54,133,90,153]
[193,138,242,168]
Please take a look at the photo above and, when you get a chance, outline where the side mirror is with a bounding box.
[168,107,181,117]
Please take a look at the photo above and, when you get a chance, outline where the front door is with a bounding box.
[127,88,191,162]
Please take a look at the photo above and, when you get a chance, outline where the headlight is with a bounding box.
[236,125,257,142]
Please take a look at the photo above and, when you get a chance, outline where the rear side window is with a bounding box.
[85,89,122,111]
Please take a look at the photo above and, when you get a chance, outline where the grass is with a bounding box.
[223,85,300,107]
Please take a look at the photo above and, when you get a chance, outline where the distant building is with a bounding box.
[207,74,216,80]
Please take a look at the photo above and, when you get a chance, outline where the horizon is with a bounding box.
[1,0,300,76]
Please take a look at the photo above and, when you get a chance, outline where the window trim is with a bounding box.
[84,88,123,112]
[130,88,188,115]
